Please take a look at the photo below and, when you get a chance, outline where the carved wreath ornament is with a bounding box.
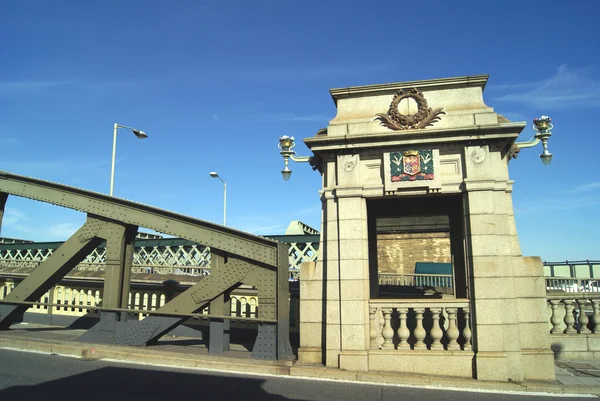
[375,88,445,130]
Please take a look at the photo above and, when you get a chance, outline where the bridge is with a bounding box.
[2,75,598,385]
[0,170,294,360]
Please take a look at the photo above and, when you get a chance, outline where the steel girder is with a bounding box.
[0,192,7,235]
[0,216,123,329]
[0,172,294,360]
[0,171,277,266]
[78,247,295,361]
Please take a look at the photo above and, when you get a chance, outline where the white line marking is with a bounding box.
[0,347,596,398]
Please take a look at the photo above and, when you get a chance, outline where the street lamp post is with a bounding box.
[110,123,148,196]
[210,172,227,226]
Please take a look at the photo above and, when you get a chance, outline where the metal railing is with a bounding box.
[378,273,453,288]
[544,260,600,279]
[0,234,320,280]
[546,277,600,293]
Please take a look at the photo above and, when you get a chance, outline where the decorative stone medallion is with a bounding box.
[375,88,445,130]
[390,150,434,181]
[470,146,488,164]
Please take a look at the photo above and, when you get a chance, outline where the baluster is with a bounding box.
[591,300,600,334]
[589,300,600,333]
[413,308,426,349]
[577,299,591,334]
[397,307,410,349]
[369,308,379,349]
[462,308,472,350]
[87,290,94,313]
[74,290,80,313]
[381,308,395,349]
[549,300,563,334]
[430,308,443,350]
[446,307,460,350]
[563,300,577,334]
[54,287,62,313]
[378,308,385,347]
[64,288,71,311]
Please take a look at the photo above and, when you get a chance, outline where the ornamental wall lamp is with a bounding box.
[278,135,311,180]
[512,116,554,165]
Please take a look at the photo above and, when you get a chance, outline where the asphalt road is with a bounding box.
[0,348,595,401]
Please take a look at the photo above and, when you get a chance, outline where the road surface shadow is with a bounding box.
[0,365,307,401]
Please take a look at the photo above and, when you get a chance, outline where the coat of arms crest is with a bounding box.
[390,150,434,181]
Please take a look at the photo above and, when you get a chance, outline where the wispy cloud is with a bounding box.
[573,182,600,193]
[0,137,20,146]
[0,80,74,91]
[2,209,80,240]
[515,196,600,215]
[239,224,287,235]
[252,112,332,123]
[500,112,526,122]
[46,223,79,239]
[296,205,322,216]
[0,156,111,192]
[0,78,138,96]
[491,65,600,109]
[515,186,600,215]
[516,181,600,214]
[2,209,30,227]
[219,62,391,81]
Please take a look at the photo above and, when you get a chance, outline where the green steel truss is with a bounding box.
[0,171,293,360]
[0,233,319,280]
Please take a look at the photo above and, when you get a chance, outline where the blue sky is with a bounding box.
[0,0,599,262]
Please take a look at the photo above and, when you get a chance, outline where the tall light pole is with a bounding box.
[110,123,148,196]
[210,172,227,226]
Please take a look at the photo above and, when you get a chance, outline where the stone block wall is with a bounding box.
[376,232,451,274]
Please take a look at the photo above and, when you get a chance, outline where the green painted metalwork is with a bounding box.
[0,192,7,236]
[0,234,320,279]
[0,171,277,266]
[102,223,137,312]
[0,170,293,359]
[0,216,105,329]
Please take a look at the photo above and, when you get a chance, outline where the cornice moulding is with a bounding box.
[329,75,490,105]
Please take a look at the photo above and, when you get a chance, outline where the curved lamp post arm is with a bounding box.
[290,154,311,162]
[514,136,540,149]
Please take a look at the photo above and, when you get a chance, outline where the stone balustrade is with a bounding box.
[369,299,471,351]
[547,294,600,334]
[546,294,600,360]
